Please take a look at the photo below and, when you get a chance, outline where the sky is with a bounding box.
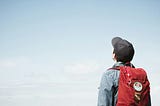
[0,0,160,106]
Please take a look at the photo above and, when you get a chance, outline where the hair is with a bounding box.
[113,49,134,63]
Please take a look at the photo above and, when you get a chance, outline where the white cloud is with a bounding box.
[151,85,160,106]
[0,60,17,68]
[0,56,31,69]
[64,61,100,75]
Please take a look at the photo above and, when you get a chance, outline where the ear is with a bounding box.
[112,53,117,61]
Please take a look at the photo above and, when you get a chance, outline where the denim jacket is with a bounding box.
[97,62,151,106]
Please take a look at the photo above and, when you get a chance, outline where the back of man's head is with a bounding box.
[112,37,135,63]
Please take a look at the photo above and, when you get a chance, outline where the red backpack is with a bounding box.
[116,66,150,106]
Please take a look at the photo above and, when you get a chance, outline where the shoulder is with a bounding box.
[102,68,120,79]
[100,68,120,88]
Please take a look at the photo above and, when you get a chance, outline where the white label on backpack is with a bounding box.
[133,82,143,92]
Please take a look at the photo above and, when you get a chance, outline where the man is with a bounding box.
[97,37,151,106]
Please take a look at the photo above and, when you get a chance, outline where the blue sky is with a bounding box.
[0,0,160,106]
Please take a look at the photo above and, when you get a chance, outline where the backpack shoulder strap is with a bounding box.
[108,66,120,71]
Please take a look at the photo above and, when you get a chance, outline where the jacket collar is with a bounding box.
[112,62,124,68]
[112,62,135,68]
